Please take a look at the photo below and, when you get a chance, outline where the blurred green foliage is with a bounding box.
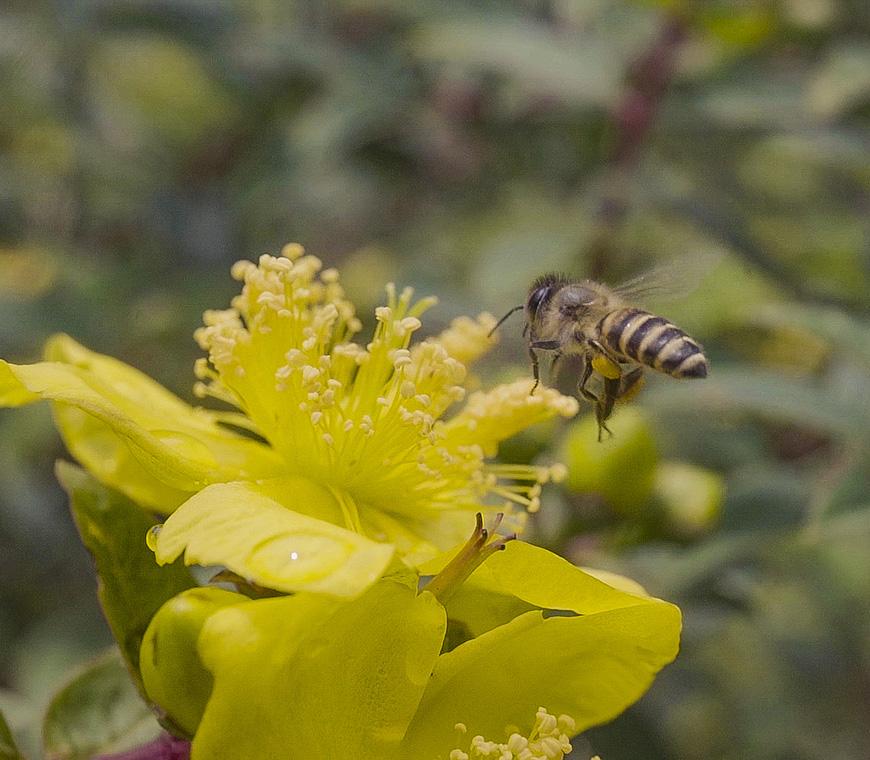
[56,461,196,700]
[1,0,868,758]
[42,650,161,760]
[0,708,23,760]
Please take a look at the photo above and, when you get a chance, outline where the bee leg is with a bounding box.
[528,347,540,394]
[549,351,563,384]
[601,378,619,420]
[527,340,560,394]
[596,377,620,441]
[576,356,598,405]
[589,340,619,366]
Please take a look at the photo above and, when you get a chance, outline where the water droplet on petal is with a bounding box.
[146,524,162,551]
[290,551,299,561]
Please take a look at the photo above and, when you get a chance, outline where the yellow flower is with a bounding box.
[145,537,680,760]
[1,245,577,597]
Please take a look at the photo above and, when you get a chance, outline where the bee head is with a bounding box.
[488,272,570,339]
[526,273,567,321]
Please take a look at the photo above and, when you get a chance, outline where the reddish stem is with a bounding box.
[93,734,191,760]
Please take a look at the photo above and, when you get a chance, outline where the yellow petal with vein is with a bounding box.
[154,480,395,597]
[0,335,282,512]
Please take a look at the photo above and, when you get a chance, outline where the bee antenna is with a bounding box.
[488,305,524,338]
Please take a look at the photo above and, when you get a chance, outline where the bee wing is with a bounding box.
[612,251,722,305]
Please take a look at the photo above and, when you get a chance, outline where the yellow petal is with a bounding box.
[464,540,657,614]
[362,508,483,568]
[0,359,40,406]
[54,401,194,511]
[403,541,681,753]
[194,582,445,760]
[420,541,656,637]
[1,335,282,512]
[401,601,680,754]
[154,480,396,597]
[578,566,649,597]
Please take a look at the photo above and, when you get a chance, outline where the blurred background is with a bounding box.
[1,1,868,758]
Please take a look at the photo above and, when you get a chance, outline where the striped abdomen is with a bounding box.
[598,308,708,378]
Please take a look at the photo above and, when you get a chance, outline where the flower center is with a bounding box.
[192,246,575,545]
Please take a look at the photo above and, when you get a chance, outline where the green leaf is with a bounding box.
[750,303,870,369]
[194,580,446,760]
[807,42,870,119]
[412,19,622,108]
[91,36,238,149]
[0,709,23,760]
[57,461,196,697]
[646,367,869,438]
[43,650,162,760]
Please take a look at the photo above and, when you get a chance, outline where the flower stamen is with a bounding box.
[424,513,514,603]
[185,247,577,571]
[447,707,576,760]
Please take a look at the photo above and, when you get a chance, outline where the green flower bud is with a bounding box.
[140,587,246,736]
[561,407,658,514]
[655,461,725,539]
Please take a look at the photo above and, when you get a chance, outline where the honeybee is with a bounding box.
[491,268,709,440]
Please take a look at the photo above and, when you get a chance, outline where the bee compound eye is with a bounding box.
[527,286,550,316]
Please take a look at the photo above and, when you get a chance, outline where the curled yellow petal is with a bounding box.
[0,359,41,406]
[1,335,283,512]
[153,480,396,597]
